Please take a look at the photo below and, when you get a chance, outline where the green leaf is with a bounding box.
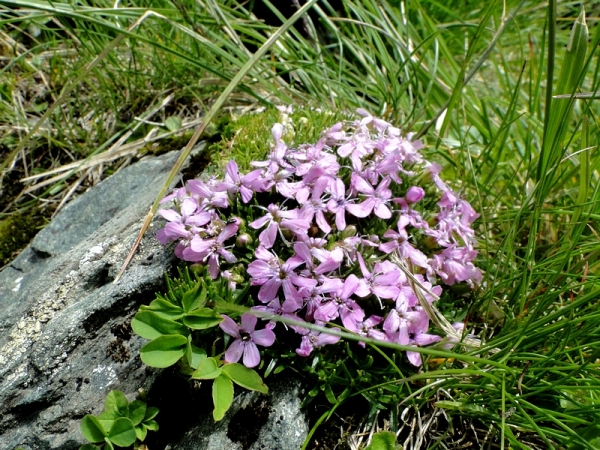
[186,339,207,369]
[128,400,146,426]
[142,298,185,320]
[144,419,159,431]
[192,357,222,380]
[221,363,268,394]
[97,410,116,432]
[364,431,400,450]
[181,282,206,312]
[79,445,102,450]
[104,439,114,450]
[135,423,148,442]
[212,373,234,421]
[165,116,182,132]
[103,390,128,416]
[131,310,188,340]
[81,415,107,443]
[143,406,160,422]
[140,334,187,368]
[108,417,137,447]
[182,308,223,330]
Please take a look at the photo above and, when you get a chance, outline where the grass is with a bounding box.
[1,0,600,448]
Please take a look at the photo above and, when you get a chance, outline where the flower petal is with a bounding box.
[219,315,241,338]
[241,313,257,332]
[252,328,276,347]
[242,342,260,368]
[225,339,244,364]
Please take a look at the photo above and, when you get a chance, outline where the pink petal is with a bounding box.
[241,313,257,332]
[258,278,282,302]
[259,222,278,248]
[243,342,261,368]
[247,260,272,280]
[249,215,271,230]
[351,174,374,195]
[406,351,422,366]
[219,315,241,338]
[373,285,400,300]
[346,198,375,218]
[252,328,276,347]
[226,160,240,182]
[374,202,392,219]
[315,330,341,347]
[158,209,181,222]
[181,198,198,217]
[225,339,244,364]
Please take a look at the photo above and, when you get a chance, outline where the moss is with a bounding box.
[213,107,349,174]
[0,210,46,267]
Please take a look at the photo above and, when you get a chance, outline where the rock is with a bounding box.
[168,375,308,450]
[0,147,310,450]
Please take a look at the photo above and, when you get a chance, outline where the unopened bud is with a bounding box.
[189,263,204,274]
[229,217,245,230]
[341,225,357,239]
[368,235,380,244]
[236,233,253,248]
[405,186,425,203]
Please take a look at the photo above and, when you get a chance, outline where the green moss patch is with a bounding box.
[0,210,46,267]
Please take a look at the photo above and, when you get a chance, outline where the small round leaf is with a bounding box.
[192,357,222,380]
[108,417,136,447]
[128,400,146,426]
[81,415,107,443]
[140,334,187,368]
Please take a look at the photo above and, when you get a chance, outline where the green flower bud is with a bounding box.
[341,225,357,239]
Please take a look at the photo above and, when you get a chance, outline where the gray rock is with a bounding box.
[0,148,310,450]
[170,376,308,450]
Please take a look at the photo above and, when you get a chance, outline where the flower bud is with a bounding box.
[236,233,253,248]
[368,234,380,244]
[341,225,357,239]
[229,217,245,230]
[405,186,425,204]
[189,263,204,274]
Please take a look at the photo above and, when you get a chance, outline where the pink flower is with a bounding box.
[355,255,401,301]
[217,160,262,203]
[187,179,229,209]
[296,323,341,357]
[431,245,482,286]
[182,220,239,278]
[326,177,352,231]
[346,174,392,219]
[379,216,429,268]
[345,314,387,348]
[249,204,310,248]
[220,314,275,368]
[247,249,314,303]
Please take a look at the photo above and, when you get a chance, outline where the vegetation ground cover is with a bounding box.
[1,0,600,448]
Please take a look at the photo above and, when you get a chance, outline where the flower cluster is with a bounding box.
[156,109,482,368]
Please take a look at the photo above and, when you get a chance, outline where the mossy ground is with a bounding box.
[0,209,46,268]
